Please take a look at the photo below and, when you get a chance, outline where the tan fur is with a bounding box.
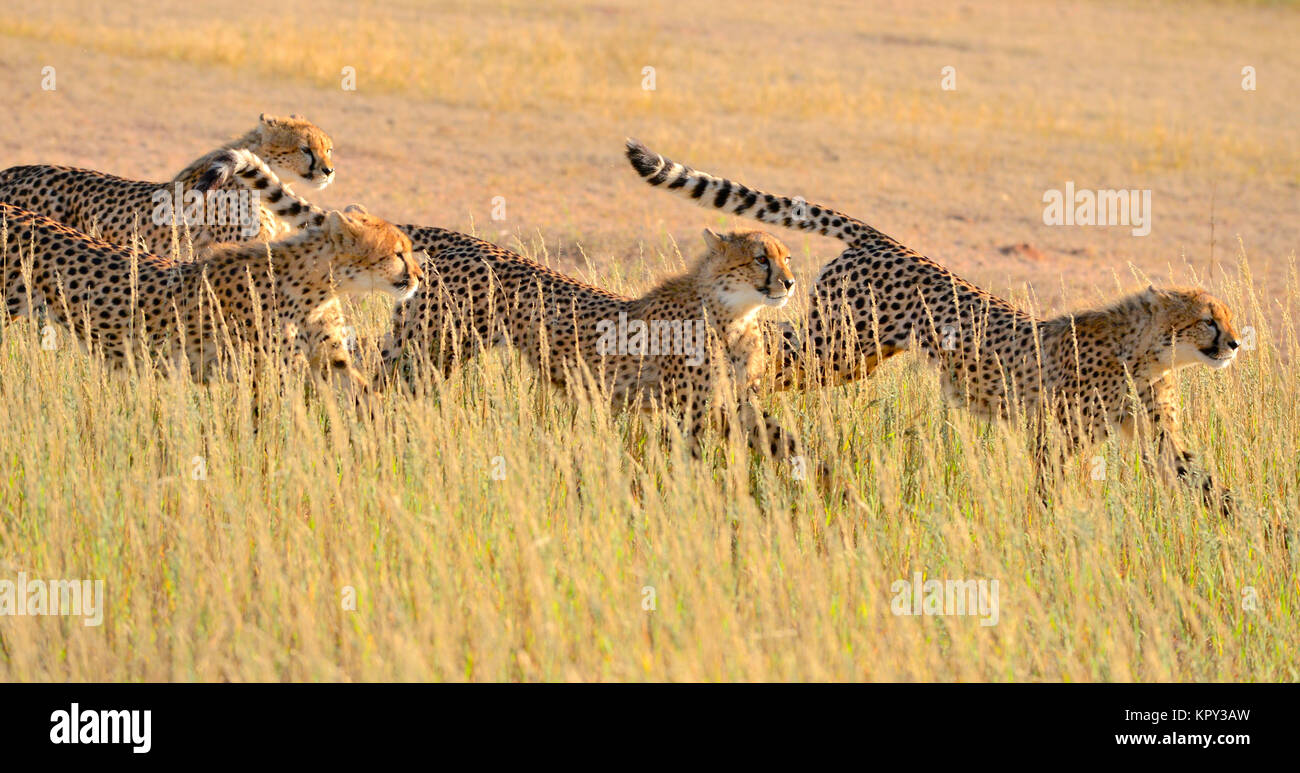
[0,115,334,258]
[382,225,804,463]
[172,113,335,190]
[222,177,812,468]
[1,203,421,391]
[627,140,1241,508]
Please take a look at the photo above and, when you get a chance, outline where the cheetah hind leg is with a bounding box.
[737,398,837,493]
[1028,417,1070,511]
[1169,448,1236,518]
[330,357,379,420]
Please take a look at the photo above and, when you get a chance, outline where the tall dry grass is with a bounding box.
[0,230,1294,681]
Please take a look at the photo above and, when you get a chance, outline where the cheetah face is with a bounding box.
[254,113,335,189]
[1155,287,1241,370]
[324,209,424,301]
[702,228,796,313]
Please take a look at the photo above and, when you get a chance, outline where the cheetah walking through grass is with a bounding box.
[1,202,420,392]
[205,169,809,465]
[625,139,1240,509]
[382,223,805,464]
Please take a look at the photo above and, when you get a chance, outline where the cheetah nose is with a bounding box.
[782,278,795,291]
[321,167,334,176]
[1227,339,1239,350]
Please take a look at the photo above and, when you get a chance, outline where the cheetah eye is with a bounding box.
[754,253,769,266]
[301,146,312,154]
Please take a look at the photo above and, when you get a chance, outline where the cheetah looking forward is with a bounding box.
[0,114,334,257]
[625,140,1240,508]
[223,175,809,463]
[1,203,421,391]
[382,223,804,464]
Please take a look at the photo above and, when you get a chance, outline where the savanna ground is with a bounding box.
[0,0,1297,681]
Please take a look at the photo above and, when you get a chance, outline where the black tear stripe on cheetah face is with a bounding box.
[0,202,418,394]
[625,139,1241,513]
[376,223,805,467]
[0,142,327,261]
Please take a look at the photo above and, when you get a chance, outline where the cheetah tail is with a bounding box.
[624,139,874,246]
[194,149,327,230]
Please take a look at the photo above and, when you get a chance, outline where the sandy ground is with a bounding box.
[0,0,1296,318]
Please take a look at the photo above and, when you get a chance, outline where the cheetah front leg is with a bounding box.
[1132,379,1233,515]
[758,320,806,391]
[297,299,370,396]
[734,397,798,461]
[679,398,793,467]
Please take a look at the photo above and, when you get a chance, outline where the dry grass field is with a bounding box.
[0,0,1297,681]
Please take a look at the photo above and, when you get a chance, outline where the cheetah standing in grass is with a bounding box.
[381,222,805,462]
[625,140,1240,508]
[0,194,420,391]
[217,173,808,463]
[0,114,334,258]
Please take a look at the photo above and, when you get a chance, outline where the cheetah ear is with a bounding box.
[1144,285,1172,304]
[344,203,369,216]
[256,114,279,142]
[258,114,289,135]
[701,228,725,251]
[324,210,352,248]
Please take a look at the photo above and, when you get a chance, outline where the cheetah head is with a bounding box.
[251,113,335,189]
[323,205,423,302]
[1149,286,1241,370]
[700,228,795,314]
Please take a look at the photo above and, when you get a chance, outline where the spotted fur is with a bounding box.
[383,222,803,463]
[221,171,807,462]
[173,113,335,190]
[1,203,420,391]
[626,139,1240,508]
[0,115,333,258]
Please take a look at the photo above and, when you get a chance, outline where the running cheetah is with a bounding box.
[625,140,1240,508]
[0,114,333,258]
[0,202,420,391]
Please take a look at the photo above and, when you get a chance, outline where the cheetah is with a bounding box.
[382,221,805,463]
[0,114,334,258]
[625,139,1240,508]
[1,202,421,391]
[213,173,809,463]
[172,113,336,191]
